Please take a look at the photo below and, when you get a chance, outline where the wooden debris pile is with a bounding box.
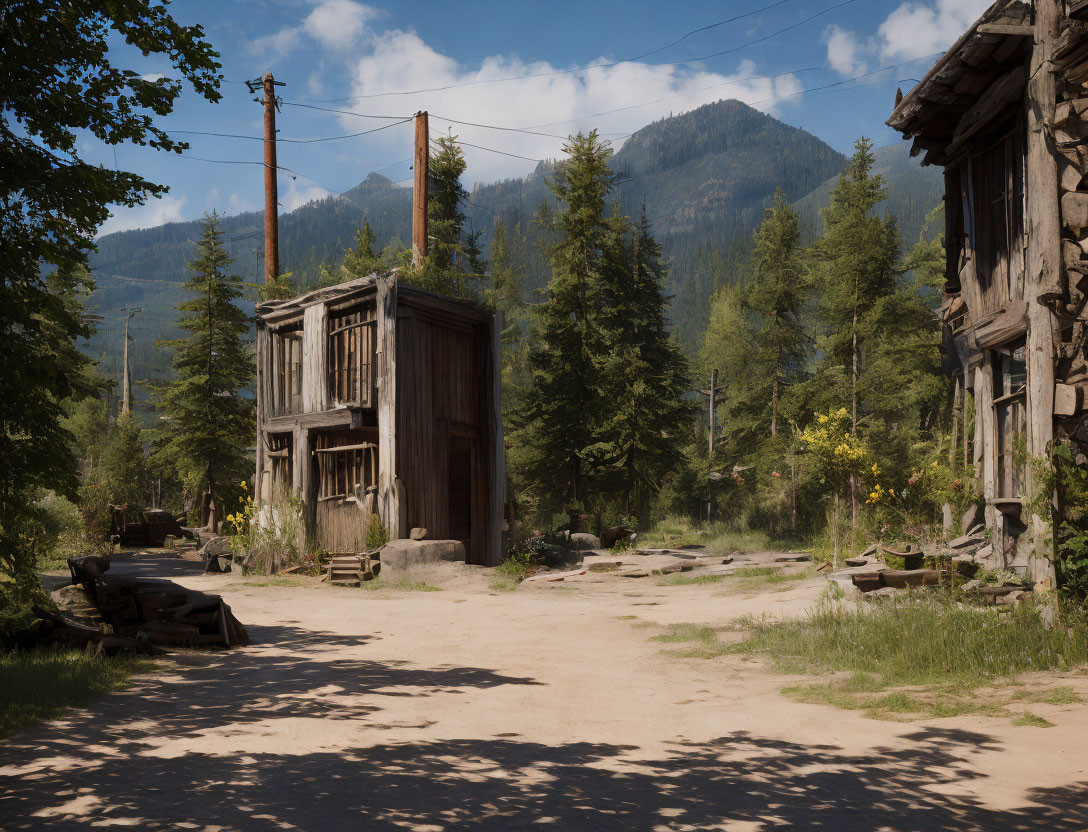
[48,555,251,650]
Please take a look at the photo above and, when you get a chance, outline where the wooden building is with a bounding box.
[253,272,505,566]
[887,0,1088,582]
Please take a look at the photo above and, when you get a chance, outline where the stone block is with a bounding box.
[380,539,464,572]
[569,532,601,551]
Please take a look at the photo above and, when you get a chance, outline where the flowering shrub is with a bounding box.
[798,408,869,497]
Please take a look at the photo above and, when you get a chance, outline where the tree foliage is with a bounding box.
[0,1,220,593]
[151,214,253,527]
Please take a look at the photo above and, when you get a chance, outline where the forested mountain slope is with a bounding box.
[84,100,939,400]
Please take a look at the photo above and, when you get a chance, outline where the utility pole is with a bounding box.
[248,73,285,285]
[412,111,429,268]
[121,306,141,416]
[698,370,726,521]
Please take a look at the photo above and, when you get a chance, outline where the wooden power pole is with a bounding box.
[121,306,140,416]
[699,370,726,520]
[248,73,285,285]
[412,111,429,268]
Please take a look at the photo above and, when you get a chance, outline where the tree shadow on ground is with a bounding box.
[2,598,1086,830]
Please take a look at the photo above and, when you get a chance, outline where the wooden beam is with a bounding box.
[1024,0,1061,588]
[946,66,1025,157]
[376,275,399,541]
[977,22,1033,36]
[484,312,505,567]
[263,408,361,433]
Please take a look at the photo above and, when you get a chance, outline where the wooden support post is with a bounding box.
[376,275,399,541]
[255,325,267,504]
[1024,0,1062,587]
[485,312,506,566]
[412,111,429,268]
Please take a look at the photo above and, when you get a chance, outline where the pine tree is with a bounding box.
[151,213,253,529]
[595,213,693,519]
[747,189,809,437]
[812,137,901,429]
[99,412,146,507]
[512,131,615,515]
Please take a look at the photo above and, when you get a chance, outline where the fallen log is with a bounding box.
[879,569,942,589]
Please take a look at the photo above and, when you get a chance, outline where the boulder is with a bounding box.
[569,532,601,551]
[961,579,981,592]
[380,539,464,572]
[409,527,428,541]
[997,589,1026,605]
[845,557,869,567]
[774,552,812,562]
[587,561,622,573]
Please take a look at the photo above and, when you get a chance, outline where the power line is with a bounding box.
[452,141,544,162]
[626,0,798,63]
[172,117,413,145]
[304,0,858,102]
[428,115,568,140]
[281,101,412,120]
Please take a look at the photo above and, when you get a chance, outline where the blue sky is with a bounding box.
[94,0,990,235]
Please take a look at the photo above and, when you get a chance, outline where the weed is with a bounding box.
[1013,712,1055,728]
[489,578,519,592]
[651,623,719,643]
[613,615,639,620]
[0,649,152,736]
[659,573,730,586]
[1012,686,1081,705]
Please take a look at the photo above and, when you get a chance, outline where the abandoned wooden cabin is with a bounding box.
[888,0,1088,582]
[253,272,505,566]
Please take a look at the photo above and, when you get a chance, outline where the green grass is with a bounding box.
[659,573,730,586]
[1012,686,1082,705]
[613,615,639,620]
[639,516,774,552]
[1013,712,1055,727]
[489,578,519,592]
[226,576,310,588]
[362,578,442,592]
[0,648,153,737]
[732,593,1088,686]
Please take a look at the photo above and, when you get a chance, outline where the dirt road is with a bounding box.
[3,552,1088,831]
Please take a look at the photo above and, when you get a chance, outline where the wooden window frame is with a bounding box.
[315,439,377,502]
[993,339,1027,500]
[327,306,377,409]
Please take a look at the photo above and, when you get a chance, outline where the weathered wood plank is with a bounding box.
[376,275,399,541]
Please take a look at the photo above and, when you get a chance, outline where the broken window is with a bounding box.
[994,340,1027,499]
[270,325,303,416]
[327,307,376,408]
[315,431,378,501]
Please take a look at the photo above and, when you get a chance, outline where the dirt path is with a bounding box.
[3,552,1088,831]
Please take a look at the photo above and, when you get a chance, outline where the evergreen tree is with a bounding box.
[811,137,901,428]
[595,213,693,518]
[99,412,146,507]
[512,131,616,515]
[151,213,253,529]
[747,189,808,438]
[339,220,385,280]
[428,135,469,272]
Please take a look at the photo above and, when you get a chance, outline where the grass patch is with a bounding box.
[650,622,734,658]
[659,573,730,586]
[613,615,639,620]
[226,576,310,589]
[639,516,773,552]
[0,648,153,737]
[732,594,1088,686]
[1013,712,1055,728]
[489,578,519,592]
[1012,686,1082,705]
[362,578,441,592]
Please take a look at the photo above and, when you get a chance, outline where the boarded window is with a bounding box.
[968,129,1023,311]
[447,438,472,542]
[315,431,377,501]
[270,326,303,416]
[327,307,376,408]
[994,341,1027,499]
[267,433,293,496]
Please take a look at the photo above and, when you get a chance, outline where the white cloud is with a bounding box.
[282,178,331,212]
[249,26,300,60]
[250,0,375,58]
[98,194,187,237]
[303,0,375,50]
[878,0,991,61]
[341,29,804,183]
[824,25,866,77]
[205,187,257,216]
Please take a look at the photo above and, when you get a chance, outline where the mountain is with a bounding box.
[83,100,940,409]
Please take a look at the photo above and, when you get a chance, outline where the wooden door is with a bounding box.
[447,436,473,550]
